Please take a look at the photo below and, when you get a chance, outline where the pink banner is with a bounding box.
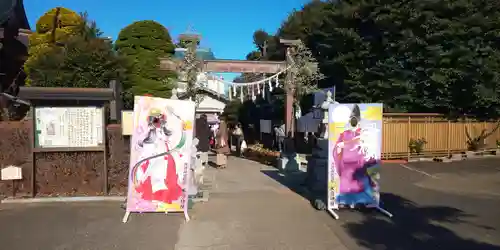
[126,96,195,214]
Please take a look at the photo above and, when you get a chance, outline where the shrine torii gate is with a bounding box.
[160,58,285,73]
[159,58,295,135]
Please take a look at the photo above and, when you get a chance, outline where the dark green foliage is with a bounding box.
[238,99,260,126]
[246,51,261,61]
[258,0,500,120]
[27,36,128,88]
[466,124,500,150]
[115,20,175,56]
[253,29,271,52]
[408,138,428,155]
[25,11,127,89]
[221,100,242,124]
[115,20,176,106]
[25,7,84,86]
[77,11,103,41]
[268,95,285,121]
[177,34,201,48]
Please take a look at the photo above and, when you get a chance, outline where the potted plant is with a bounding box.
[408,138,427,158]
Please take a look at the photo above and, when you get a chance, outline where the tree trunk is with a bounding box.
[465,121,500,150]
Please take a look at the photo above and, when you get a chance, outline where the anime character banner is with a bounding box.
[126,96,195,214]
[327,103,383,210]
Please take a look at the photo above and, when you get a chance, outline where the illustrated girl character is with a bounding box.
[134,107,183,204]
[333,105,376,197]
[333,105,365,194]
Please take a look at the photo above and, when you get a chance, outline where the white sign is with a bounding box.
[1,165,22,180]
[121,110,134,136]
[35,107,104,148]
[259,120,272,134]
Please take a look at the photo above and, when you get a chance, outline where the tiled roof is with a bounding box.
[178,86,229,103]
[174,48,216,60]
[0,0,30,30]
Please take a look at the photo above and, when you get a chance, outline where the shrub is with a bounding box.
[25,8,128,89]
[25,7,84,86]
[115,20,177,107]
[26,36,128,88]
[408,138,427,155]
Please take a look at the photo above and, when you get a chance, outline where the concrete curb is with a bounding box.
[1,196,126,204]
[408,153,500,163]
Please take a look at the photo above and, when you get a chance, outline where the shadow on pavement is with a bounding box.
[0,202,183,250]
[260,168,500,250]
[343,193,500,250]
[260,169,312,201]
[207,161,219,169]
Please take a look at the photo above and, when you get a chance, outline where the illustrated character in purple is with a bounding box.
[332,105,376,204]
[333,105,365,193]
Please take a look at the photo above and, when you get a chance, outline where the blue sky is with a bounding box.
[25,0,311,81]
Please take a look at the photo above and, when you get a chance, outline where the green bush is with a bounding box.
[35,7,81,34]
[24,7,128,88]
[115,20,177,108]
[25,7,84,86]
[26,36,128,88]
[408,138,427,155]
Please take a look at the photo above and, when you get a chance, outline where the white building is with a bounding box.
[176,73,227,96]
[173,46,229,122]
[177,73,229,123]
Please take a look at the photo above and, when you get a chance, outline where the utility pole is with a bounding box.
[262,41,267,100]
[262,40,268,58]
[279,39,300,137]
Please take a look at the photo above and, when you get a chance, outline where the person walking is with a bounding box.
[214,120,230,169]
[195,114,211,167]
[274,123,286,152]
[233,123,244,157]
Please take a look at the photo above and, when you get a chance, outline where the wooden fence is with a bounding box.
[382,113,500,159]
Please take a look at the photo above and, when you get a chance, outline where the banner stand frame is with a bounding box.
[121,98,194,224]
[374,205,393,218]
[122,211,131,223]
[122,210,190,224]
[326,103,392,220]
[327,205,393,220]
[327,208,339,220]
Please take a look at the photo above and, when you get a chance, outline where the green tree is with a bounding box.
[115,20,175,56]
[177,33,200,48]
[24,7,83,86]
[329,0,500,117]
[239,30,272,91]
[77,11,103,41]
[24,8,127,89]
[26,35,127,88]
[308,1,417,112]
[252,29,271,54]
[287,41,323,103]
[115,20,176,107]
[221,100,242,124]
[178,38,203,105]
[245,51,261,61]
[257,0,500,120]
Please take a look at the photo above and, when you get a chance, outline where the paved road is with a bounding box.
[175,155,348,250]
[1,157,499,250]
[0,156,349,250]
[0,202,183,250]
[320,159,500,250]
